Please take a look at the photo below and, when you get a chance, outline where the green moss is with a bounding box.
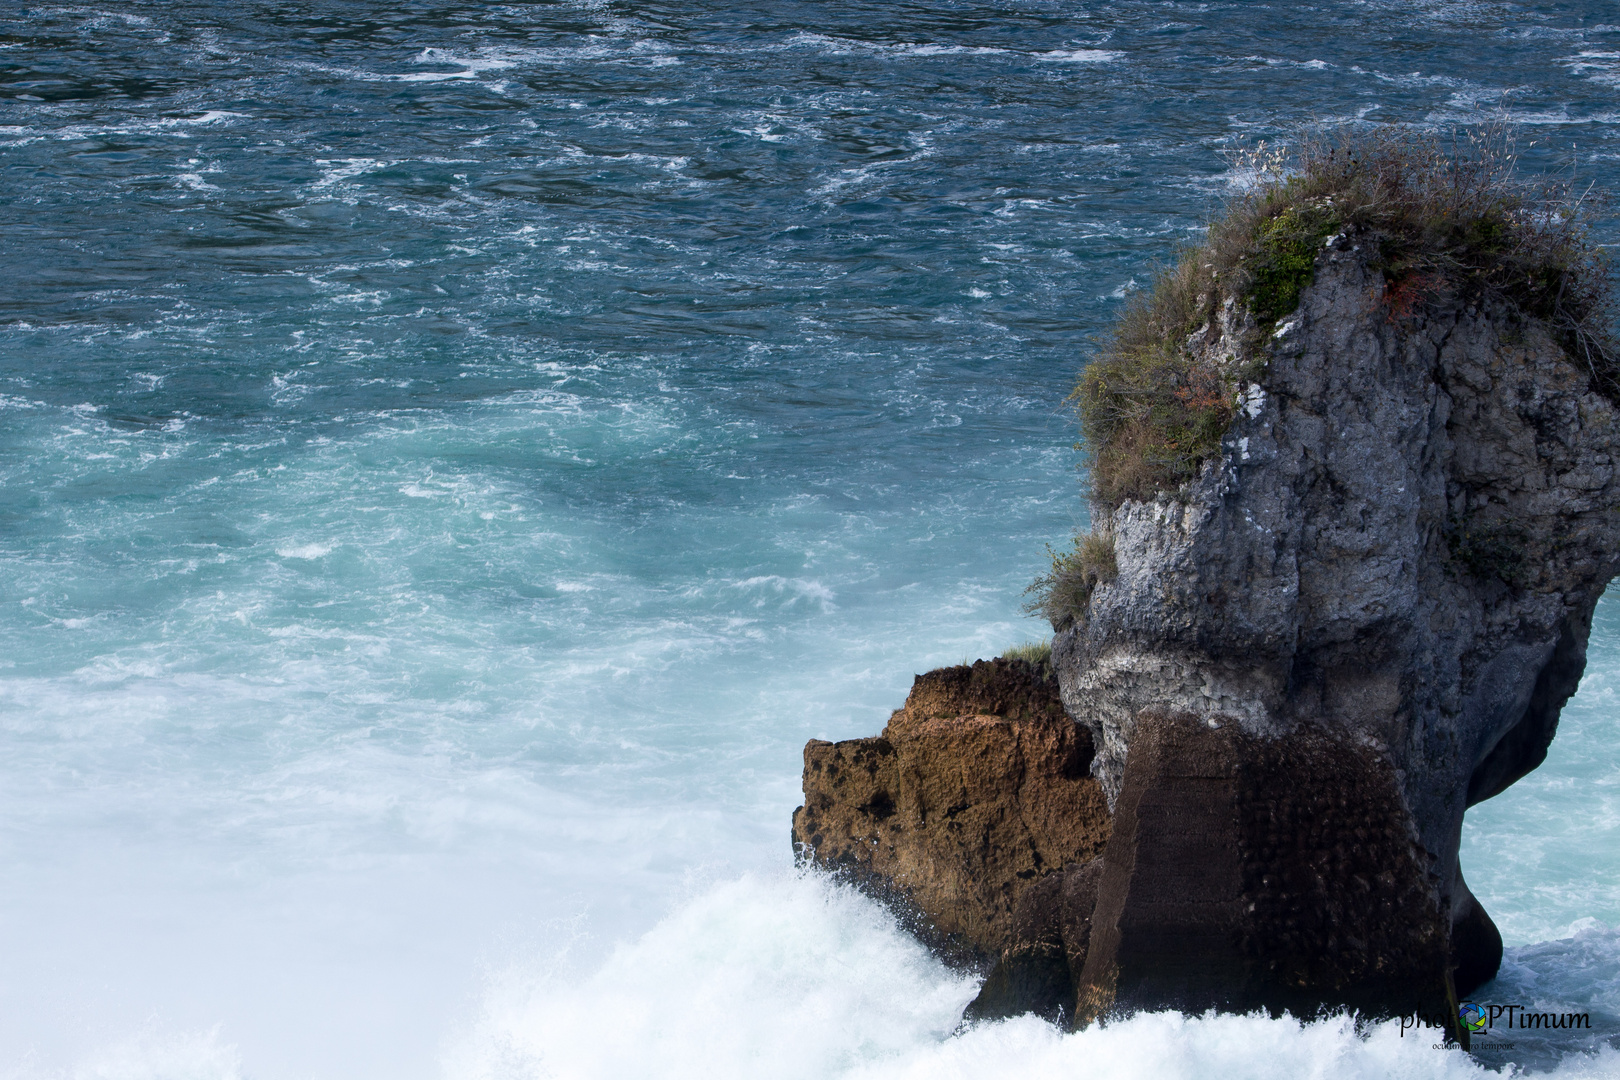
[1074,128,1618,514]
[1023,531,1117,631]
[1248,204,1340,324]
[1445,512,1527,586]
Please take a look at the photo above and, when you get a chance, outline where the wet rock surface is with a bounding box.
[1071,711,1452,1026]
[963,857,1103,1024]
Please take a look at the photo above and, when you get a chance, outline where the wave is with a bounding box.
[6,873,1615,1079]
[443,872,1620,1080]
[1038,49,1127,64]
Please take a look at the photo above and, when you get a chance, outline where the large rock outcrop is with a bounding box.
[794,232,1618,1040]
[1053,233,1620,1034]
[792,658,1111,964]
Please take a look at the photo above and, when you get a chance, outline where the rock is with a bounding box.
[792,658,1111,964]
[1055,237,1620,1035]
[1072,711,1451,1024]
[963,857,1103,1025]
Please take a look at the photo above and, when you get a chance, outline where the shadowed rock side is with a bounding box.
[1052,235,1620,1039]
[792,658,1111,965]
[1072,712,1453,1026]
[963,857,1104,1024]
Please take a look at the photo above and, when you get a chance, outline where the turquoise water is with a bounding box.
[1,2,1617,1077]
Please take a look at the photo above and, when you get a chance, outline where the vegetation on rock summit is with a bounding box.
[1080,127,1617,511]
[1027,127,1617,632]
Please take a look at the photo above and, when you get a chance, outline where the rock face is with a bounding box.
[792,658,1111,963]
[962,856,1104,1024]
[1053,235,1620,1033]
[793,236,1618,1037]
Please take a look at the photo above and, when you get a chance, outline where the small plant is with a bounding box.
[1023,531,1117,632]
[1384,271,1445,323]
[1445,512,1528,586]
[1001,638,1053,674]
[1076,341,1236,508]
[1077,126,1618,511]
[1248,203,1342,323]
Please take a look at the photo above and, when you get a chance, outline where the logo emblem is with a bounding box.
[1459,1002,1487,1033]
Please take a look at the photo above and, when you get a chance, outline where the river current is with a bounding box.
[1,2,1617,1077]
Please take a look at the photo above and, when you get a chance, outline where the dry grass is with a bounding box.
[1076,126,1618,510]
[1000,638,1053,673]
[1023,531,1117,632]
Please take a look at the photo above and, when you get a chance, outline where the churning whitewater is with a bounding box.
[0,2,1616,1078]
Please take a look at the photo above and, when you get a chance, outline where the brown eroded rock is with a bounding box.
[962,857,1105,1024]
[792,657,1112,963]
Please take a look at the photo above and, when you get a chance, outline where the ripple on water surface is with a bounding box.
[2,1,1619,1077]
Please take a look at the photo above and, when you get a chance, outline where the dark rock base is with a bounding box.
[1070,710,1473,1043]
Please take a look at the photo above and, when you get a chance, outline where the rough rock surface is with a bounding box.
[792,658,1111,963]
[1071,711,1452,1024]
[963,857,1104,1024]
[1053,234,1620,1032]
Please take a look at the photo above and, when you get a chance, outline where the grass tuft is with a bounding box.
[1001,638,1053,673]
[1075,126,1619,510]
[1022,531,1117,632]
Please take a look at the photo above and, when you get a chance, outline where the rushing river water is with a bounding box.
[1,2,1618,1077]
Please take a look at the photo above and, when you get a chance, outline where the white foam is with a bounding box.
[20,111,250,144]
[444,873,978,1080]
[1243,55,1334,70]
[783,33,1011,59]
[275,543,333,560]
[730,575,837,611]
[58,1026,244,1080]
[448,873,1616,1080]
[310,158,393,192]
[1039,49,1126,64]
[299,39,684,87]
[854,1012,1504,1080]
[1562,51,1620,87]
[33,7,154,28]
[400,49,517,82]
[896,43,1011,57]
[153,111,244,127]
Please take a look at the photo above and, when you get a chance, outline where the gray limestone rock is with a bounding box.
[1053,233,1620,1030]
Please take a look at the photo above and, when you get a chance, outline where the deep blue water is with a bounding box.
[2,3,1618,1078]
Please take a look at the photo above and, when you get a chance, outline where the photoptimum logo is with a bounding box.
[1460,1003,1592,1032]
[1397,1002,1592,1039]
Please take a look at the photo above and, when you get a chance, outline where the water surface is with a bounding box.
[2,2,1617,1077]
